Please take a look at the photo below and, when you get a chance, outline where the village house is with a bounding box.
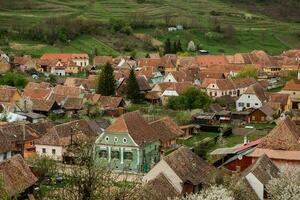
[0,124,40,159]
[267,93,292,113]
[211,139,261,172]
[0,56,10,74]
[23,82,52,100]
[236,83,268,111]
[149,117,184,152]
[13,55,37,72]
[0,86,22,110]
[143,146,215,195]
[0,155,38,199]
[280,71,300,110]
[0,50,9,63]
[85,94,126,117]
[248,104,276,123]
[35,120,103,161]
[95,111,160,173]
[64,77,94,91]
[139,173,180,200]
[247,117,300,171]
[61,96,84,116]
[0,130,13,161]
[242,154,280,200]
[194,55,229,68]
[40,53,89,67]
[151,82,194,105]
[201,77,257,98]
[116,75,152,96]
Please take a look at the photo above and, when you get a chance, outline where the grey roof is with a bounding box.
[242,154,280,185]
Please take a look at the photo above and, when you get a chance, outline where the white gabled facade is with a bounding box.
[163,73,177,83]
[35,144,63,161]
[236,93,263,111]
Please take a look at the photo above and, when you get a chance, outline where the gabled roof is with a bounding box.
[0,86,20,103]
[195,55,229,67]
[244,83,268,102]
[0,130,13,153]
[31,98,58,112]
[141,173,180,200]
[149,117,184,142]
[137,76,151,91]
[257,117,300,151]
[269,93,290,106]
[106,111,159,145]
[40,53,88,62]
[164,146,215,186]
[35,120,102,146]
[137,58,163,67]
[282,79,300,91]
[87,94,124,109]
[27,121,55,136]
[13,55,32,65]
[243,154,280,186]
[0,155,37,197]
[257,104,275,117]
[156,82,194,94]
[62,96,83,110]
[0,124,40,143]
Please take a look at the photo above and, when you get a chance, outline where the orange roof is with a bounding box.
[283,79,300,91]
[137,58,162,67]
[195,55,229,67]
[40,53,89,62]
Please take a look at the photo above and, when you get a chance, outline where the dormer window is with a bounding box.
[105,136,109,142]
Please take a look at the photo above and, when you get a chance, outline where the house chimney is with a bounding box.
[243,136,248,145]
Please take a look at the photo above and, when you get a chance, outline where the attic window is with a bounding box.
[248,95,250,98]
[114,137,118,142]
[105,136,109,142]
[123,138,127,143]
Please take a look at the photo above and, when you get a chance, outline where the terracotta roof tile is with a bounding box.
[164,146,216,185]
[283,79,300,91]
[0,155,38,197]
[149,117,184,142]
[93,56,113,66]
[0,86,20,103]
[195,55,228,67]
[40,53,88,62]
[257,117,300,151]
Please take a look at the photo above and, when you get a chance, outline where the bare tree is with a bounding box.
[42,140,142,200]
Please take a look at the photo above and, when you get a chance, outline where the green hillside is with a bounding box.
[0,0,299,57]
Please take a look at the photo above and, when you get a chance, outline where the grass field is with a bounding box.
[0,0,299,56]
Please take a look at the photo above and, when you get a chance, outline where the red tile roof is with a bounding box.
[40,53,89,62]
[283,79,300,91]
[195,55,229,67]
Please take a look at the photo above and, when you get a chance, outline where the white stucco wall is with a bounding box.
[236,94,262,111]
[73,58,89,67]
[36,145,63,161]
[0,151,12,162]
[245,172,264,200]
[142,159,183,193]
[163,73,177,83]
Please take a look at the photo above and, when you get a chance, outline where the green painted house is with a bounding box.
[95,111,160,172]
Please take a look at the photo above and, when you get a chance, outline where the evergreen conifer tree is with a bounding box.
[125,68,141,102]
[164,38,172,54]
[96,62,116,95]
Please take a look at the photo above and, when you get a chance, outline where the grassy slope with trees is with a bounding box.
[0,0,299,57]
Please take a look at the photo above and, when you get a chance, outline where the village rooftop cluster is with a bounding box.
[0,49,300,199]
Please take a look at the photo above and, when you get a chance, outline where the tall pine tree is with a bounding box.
[177,40,182,52]
[164,38,172,54]
[125,68,141,102]
[96,62,116,96]
[172,40,177,54]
